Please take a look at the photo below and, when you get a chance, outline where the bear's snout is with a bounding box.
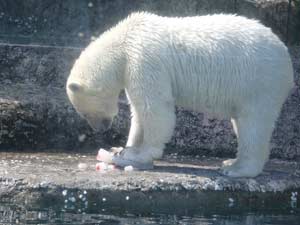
[88,117,112,133]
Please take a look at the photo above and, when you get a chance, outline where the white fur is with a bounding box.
[67,12,294,177]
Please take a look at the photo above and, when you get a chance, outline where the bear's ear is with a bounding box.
[68,83,84,93]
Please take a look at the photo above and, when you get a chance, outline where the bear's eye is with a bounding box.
[68,83,84,93]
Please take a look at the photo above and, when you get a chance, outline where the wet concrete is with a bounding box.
[0,152,299,212]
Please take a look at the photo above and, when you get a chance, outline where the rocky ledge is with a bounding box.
[0,152,299,214]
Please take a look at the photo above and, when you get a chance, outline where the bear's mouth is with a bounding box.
[88,117,113,133]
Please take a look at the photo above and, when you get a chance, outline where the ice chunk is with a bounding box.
[97,149,113,163]
[124,165,134,172]
[78,163,88,170]
[96,162,108,171]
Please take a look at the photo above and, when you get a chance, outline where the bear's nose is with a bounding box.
[89,117,112,133]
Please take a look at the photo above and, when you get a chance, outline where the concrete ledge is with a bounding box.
[0,153,299,213]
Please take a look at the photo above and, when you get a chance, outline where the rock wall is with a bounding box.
[0,0,298,46]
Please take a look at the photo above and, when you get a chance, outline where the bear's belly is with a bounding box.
[174,87,236,119]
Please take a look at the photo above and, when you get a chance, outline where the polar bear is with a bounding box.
[67,12,294,177]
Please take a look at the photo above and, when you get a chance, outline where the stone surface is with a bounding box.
[0,44,299,159]
[0,152,299,211]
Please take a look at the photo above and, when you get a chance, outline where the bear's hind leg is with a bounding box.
[221,110,278,177]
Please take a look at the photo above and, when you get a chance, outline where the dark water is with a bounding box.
[1,201,299,225]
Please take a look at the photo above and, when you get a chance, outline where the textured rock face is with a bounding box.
[0,45,131,151]
[0,44,299,159]
[0,0,235,47]
[0,0,298,46]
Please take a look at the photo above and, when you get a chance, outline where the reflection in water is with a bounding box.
[0,203,300,225]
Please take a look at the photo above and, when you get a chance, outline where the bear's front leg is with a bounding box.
[112,100,176,169]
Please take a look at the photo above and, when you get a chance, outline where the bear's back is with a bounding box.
[124,13,293,116]
[127,13,286,59]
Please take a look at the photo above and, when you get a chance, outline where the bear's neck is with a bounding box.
[85,26,128,95]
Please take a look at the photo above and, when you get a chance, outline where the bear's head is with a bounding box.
[67,81,119,133]
[66,49,124,133]
[66,34,126,133]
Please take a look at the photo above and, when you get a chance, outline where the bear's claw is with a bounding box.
[112,147,154,170]
[97,147,154,170]
[112,155,154,170]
